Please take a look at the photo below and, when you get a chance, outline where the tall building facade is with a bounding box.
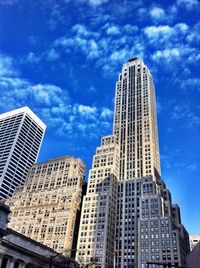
[76,135,119,266]
[7,155,86,256]
[113,58,160,181]
[76,58,189,268]
[0,107,46,199]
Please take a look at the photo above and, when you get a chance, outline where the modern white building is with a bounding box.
[0,107,46,199]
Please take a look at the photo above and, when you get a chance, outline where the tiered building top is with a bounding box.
[113,58,160,180]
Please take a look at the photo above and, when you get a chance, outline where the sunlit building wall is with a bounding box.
[76,58,189,268]
[7,155,86,256]
[0,107,46,199]
[76,135,119,267]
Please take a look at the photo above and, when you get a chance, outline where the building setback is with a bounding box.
[0,107,46,199]
[7,155,86,256]
[76,58,190,268]
[76,135,119,267]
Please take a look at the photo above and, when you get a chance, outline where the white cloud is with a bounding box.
[55,24,101,60]
[47,49,60,61]
[0,53,17,77]
[88,0,108,6]
[28,36,38,46]
[152,48,181,62]
[137,7,148,20]
[100,107,113,119]
[171,104,200,127]
[0,76,112,138]
[77,104,97,119]
[144,25,173,40]
[25,52,41,64]
[19,18,197,81]
[0,76,69,112]
[87,85,96,93]
[143,23,193,66]
[186,164,198,172]
[180,78,200,91]
[149,7,166,22]
[148,5,178,23]
[186,23,200,45]
[72,24,92,37]
[23,49,60,64]
[144,23,189,42]
[70,0,108,7]
[31,84,65,107]
[167,5,178,21]
[105,24,138,36]
[177,0,199,10]
[124,24,138,34]
[110,49,130,62]
[106,26,120,35]
[0,52,113,139]
[175,23,189,34]
[53,22,145,75]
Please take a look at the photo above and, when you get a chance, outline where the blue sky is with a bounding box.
[0,0,199,234]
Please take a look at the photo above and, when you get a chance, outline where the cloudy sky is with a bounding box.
[0,0,199,234]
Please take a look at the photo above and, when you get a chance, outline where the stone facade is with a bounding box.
[76,135,119,267]
[76,58,190,268]
[0,202,79,268]
[113,58,160,181]
[7,155,86,256]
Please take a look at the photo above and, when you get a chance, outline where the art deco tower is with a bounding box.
[0,107,46,199]
[76,58,189,268]
[113,58,160,180]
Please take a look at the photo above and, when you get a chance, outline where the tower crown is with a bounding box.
[113,58,160,180]
[128,57,139,62]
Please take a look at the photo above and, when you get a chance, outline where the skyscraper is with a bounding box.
[113,57,160,181]
[7,155,86,256]
[76,58,189,268]
[0,107,46,199]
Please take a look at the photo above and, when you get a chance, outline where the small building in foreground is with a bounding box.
[0,202,79,268]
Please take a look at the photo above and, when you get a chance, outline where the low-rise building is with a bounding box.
[0,202,79,268]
